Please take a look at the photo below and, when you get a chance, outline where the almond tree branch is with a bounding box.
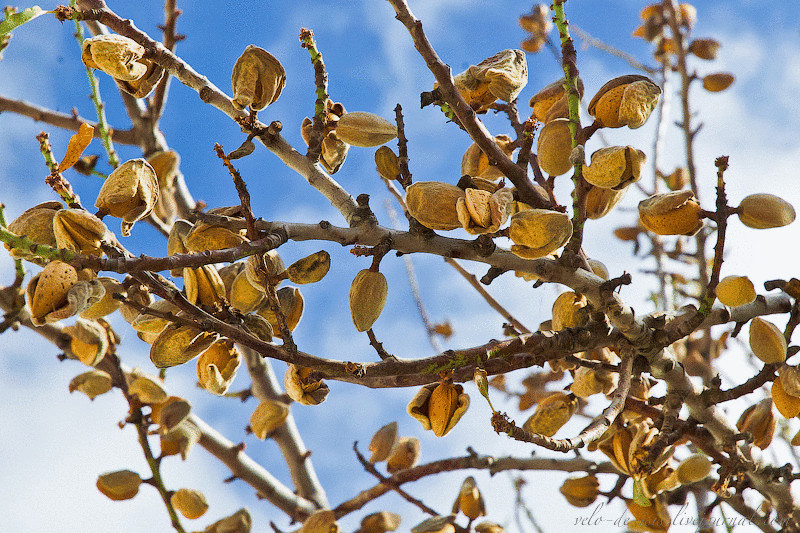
[385,0,552,211]
[332,453,618,518]
[68,1,359,225]
[239,345,329,509]
[0,95,138,145]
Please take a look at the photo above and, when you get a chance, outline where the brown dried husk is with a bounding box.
[6,201,61,264]
[349,269,388,332]
[231,45,286,111]
[405,181,466,231]
[171,488,209,520]
[461,134,515,179]
[407,382,469,437]
[249,400,290,439]
[638,190,703,236]
[229,270,266,313]
[522,392,577,436]
[196,340,241,396]
[368,421,399,464]
[449,49,528,112]
[386,436,421,473]
[529,77,584,122]
[150,323,217,368]
[737,193,795,229]
[286,250,331,284]
[96,469,142,501]
[284,364,329,405]
[26,260,84,326]
[508,209,572,259]
[749,317,787,364]
[536,118,573,176]
[582,146,646,190]
[257,286,304,331]
[53,208,111,256]
[205,509,252,533]
[335,111,397,147]
[588,75,661,129]
[69,369,113,400]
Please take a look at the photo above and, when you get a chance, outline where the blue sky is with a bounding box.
[1,1,799,532]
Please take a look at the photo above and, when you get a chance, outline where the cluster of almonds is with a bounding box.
[633,2,735,92]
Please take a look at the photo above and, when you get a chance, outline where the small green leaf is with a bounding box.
[0,6,47,37]
[632,478,652,507]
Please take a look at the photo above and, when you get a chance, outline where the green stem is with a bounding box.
[70,0,119,169]
[552,0,586,256]
[299,28,330,163]
[0,204,25,284]
[0,224,78,263]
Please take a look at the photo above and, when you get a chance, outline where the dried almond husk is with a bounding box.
[150,323,217,368]
[405,181,466,231]
[148,151,181,224]
[152,396,192,433]
[184,223,247,252]
[407,381,469,437]
[736,397,776,449]
[335,111,397,147]
[715,275,756,307]
[81,35,147,81]
[64,318,110,366]
[772,377,800,418]
[160,419,201,460]
[250,399,289,439]
[26,260,79,325]
[737,193,796,229]
[300,509,339,533]
[552,291,589,331]
[95,158,159,237]
[69,369,113,400]
[5,201,61,264]
[570,367,616,398]
[582,146,646,190]
[638,190,703,236]
[452,476,486,520]
[286,250,331,284]
[197,340,241,396]
[257,285,304,331]
[183,265,226,306]
[779,365,800,397]
[53,208,111,256]
[626,498,670,533]
[537,118,573,176]
[349,269,388,332]
[508,209,572,259]
[585,185,627,219]
[242,312,274,343]
[127,373,168,404]
[560,474,600,507]
[587,259,609,280]
[80,276,124,319]
[205,509,252,533]
[359,511,402,533]
[166,219,193,277]
[749,317,787,364]
[301,101,349,174]
[447,49,528,112]
[588,75,661,129]
[284,364,329,405]
[171,488,209,520]
[386,436,420,473]
[368,421,398,463]
[229,269,266,313]
[702,72,734,92]
[375,146,401,180]
[523,392,577,436]
[528,77,584,122]
[96,470,142,501]
[455,187,513,234]
[411,515,455,533]
[688,38,720,60]
[119,283,153,325]
[474,522,504,533]
[461,134,515,179]
[245,250,286,290]
[130,298,180,335]
[231,45,286,111]
[675,453,712,485]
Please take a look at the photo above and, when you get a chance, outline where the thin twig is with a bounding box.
[299,28,329,163]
